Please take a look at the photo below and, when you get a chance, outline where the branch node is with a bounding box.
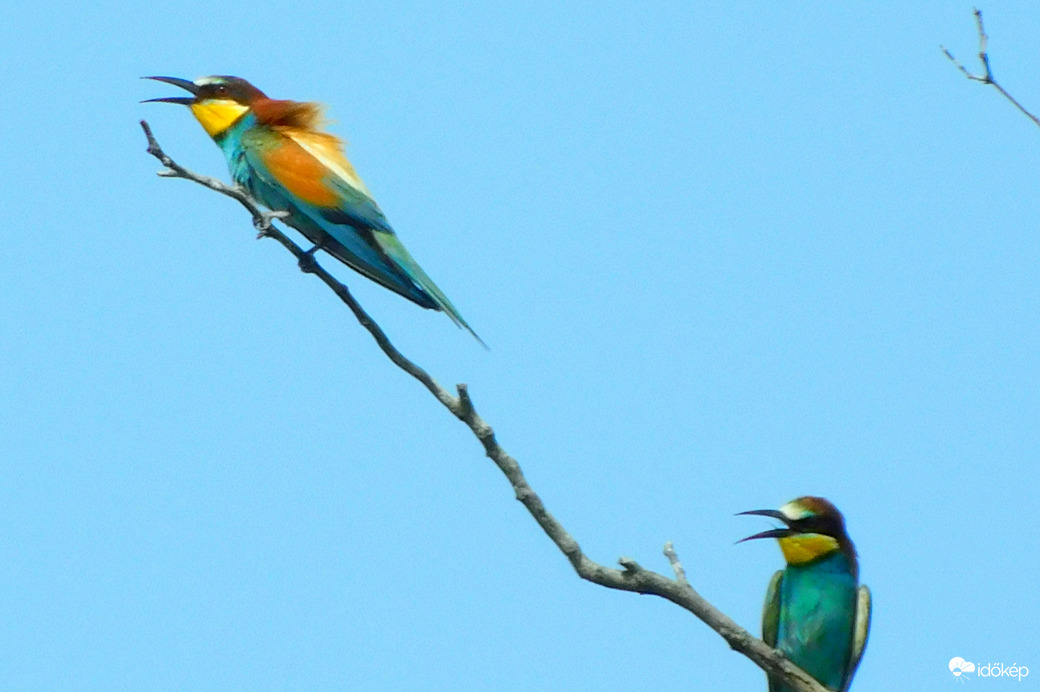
[457,383,474,416]
[514,486,536,503]
[298,252,320,274]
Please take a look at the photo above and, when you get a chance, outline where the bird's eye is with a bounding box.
[214,84,228,96]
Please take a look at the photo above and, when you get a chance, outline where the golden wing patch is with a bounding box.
[259,133,341,207]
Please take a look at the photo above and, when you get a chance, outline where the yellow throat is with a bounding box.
[190,99,251,138]
[777,533,840,565]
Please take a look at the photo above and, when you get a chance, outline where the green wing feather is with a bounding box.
[841,585,872,691]
[763,570,783,692]
[371,229,487,348]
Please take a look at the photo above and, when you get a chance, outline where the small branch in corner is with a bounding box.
[941,8,1040,129]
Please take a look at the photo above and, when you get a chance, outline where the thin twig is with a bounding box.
[663,542,688,586]
[942,8,1040,128]
[140,120,829,692]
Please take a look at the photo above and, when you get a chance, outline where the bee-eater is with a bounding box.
[145,75,484,345]
[739,496,871,692]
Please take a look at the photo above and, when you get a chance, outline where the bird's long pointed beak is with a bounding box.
[737,509,789,522]
[736,508,793,543]
[736,527,794,543]
[141,76,198,104]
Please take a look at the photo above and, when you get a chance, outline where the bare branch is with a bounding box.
[140,120,830,692]
[942,8,1040,128]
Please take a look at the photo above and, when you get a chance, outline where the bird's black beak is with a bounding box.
[736,508,793,543]
[141,76,199,105]
[737,527,794,543]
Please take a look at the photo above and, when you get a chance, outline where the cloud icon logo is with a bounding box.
[950,657,976,677]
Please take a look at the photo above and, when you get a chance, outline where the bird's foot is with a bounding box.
[253,209,289,239]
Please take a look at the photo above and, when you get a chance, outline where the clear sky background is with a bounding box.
[1,2,1038,689]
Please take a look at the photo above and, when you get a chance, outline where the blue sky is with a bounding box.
[1,1,1037,689]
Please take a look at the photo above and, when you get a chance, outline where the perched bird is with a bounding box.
[145,75,484,345]
[739,497,871,692]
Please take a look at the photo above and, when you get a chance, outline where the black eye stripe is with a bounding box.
[793,515,844,538]
[198,83,230,98]
[192,77,267,103]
